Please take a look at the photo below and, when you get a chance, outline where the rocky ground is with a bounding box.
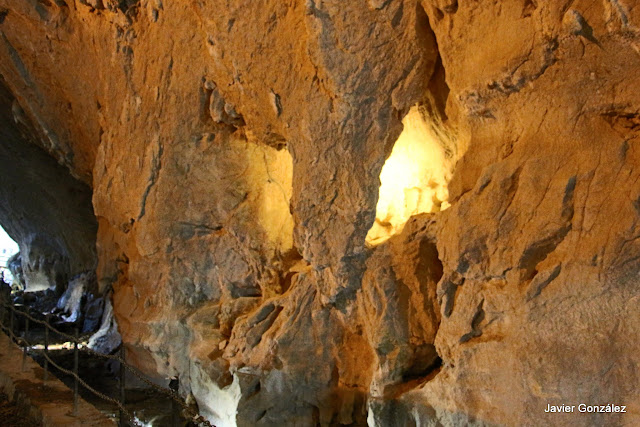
[0,393,35,427]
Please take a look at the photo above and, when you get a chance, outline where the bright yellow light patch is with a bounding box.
[366,106,455,246]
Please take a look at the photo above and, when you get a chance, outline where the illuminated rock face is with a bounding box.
[367,104,462,245]
[1,1,640,426]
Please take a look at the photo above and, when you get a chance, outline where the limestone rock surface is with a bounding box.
[0,77,97,291]
[0,0,639,426]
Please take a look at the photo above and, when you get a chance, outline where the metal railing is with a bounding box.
[0,294,214,427]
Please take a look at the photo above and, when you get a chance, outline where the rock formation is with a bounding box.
[0,77,97,292]
[0,0,639,425]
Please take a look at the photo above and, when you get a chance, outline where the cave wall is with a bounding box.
[398,1,640,425]
[0,77,97,291]
[0,0,639,426]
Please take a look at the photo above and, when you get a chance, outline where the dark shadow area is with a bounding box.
[0,76,97,293]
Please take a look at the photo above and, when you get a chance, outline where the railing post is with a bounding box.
[22,311,29,372]
[0,295,4,329]
[9,302,14,343]
[171,377,179,427]
[43,313,49,383]
[73,326,79,416]
[119,344,126,427]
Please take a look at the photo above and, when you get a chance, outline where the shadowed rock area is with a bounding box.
[0,78,97,292]
[0,0,638,426]
[0,393,32,427]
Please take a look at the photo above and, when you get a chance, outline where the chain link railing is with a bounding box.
[0,294,215,427]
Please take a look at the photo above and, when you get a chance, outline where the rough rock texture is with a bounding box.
[0,77,97,291]
[0,0,639,426]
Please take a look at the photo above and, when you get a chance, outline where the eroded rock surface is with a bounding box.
[0,0,639,425]
[0,77,97,292]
